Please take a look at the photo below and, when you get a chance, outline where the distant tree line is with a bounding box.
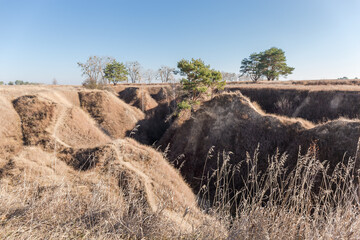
[0,80,40,85]
[77,58,250,89]
[77,56,183,89]
[76,47,295,110]
[337,76,358,80]
[77,47,296,88]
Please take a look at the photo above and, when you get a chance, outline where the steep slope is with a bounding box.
[0,95,22,160]
[79,90,145,139]
[229,86,360,122]
[0,86,222,238]
[116,85,180,145]
[12,94,111,150]
[159,92,360,193]
[288,119,360,170]
[118,87,158,111]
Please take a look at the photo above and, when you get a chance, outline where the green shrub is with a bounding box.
[177,100,192,110]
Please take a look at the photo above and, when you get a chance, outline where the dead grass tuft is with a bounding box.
[199,146,360,239]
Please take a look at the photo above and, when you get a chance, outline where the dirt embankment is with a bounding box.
[158,92,360,193]
[117,86,181,145]
[13,95,57,149]
[118,87,158,111]
[0,86,219,237]
[227,86,360,122]
[79,90,145,139]
[0,96,22,160]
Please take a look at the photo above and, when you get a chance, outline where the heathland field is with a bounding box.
[1,80,360,239]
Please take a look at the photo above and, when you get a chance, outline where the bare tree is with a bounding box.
[126,61,142,83]
[77,56,113,88]
[143,69,156,84]
[158,66,175,83]
[238,74,251,81]
[221,72,238,82]
[52,78,58,85]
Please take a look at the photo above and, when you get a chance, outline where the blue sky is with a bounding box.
[0,0,359,84]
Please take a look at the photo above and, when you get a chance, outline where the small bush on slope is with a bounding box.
[159,92,360,197]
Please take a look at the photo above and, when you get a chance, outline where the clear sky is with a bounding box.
[1,0,360,84]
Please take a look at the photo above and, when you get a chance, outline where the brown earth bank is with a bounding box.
[225,81,360,122]
[0,85,224,239]
[113,82,360,145]
[114,81,360,124]
[78,90,145,139]
[116,85,181,145]
[158,91,360,196]
[118,87,158,111]
[2,83,360,238]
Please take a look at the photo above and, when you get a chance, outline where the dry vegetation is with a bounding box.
[118,87,158,111]
[0,85,223,239]
[227,85,360,122]
[198,146,360,239]
[159,92,360,193]
[0,145,222,239]
[1,82,360,239]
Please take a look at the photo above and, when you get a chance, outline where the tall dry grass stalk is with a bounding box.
[0,156,219,239]
[198,144,360,239]
[0,176,174,239]
[1,144,360,239]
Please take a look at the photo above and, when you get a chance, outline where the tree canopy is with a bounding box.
[240,47,294,81]
[104,60,128,85]
[78,56,113,88]
[221,72,238,82]
[126,61,142,83]
[177,58,225,108]
[158,66,175,83]
[240,53,263,82]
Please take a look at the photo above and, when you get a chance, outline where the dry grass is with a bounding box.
[2,144,359,239]
[118,87,158,111]
[197,145,360,239]
[290,79,360,86]
[0,164,172,239]
[2,85,360,239]
[157,91,360,238]
[0,85,225,239]
[79,90,145,139]
[226,84,360,123]
[0,142,225,239]
[226,80,360,91]
[1,160,191,240]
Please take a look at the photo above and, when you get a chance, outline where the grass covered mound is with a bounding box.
[159,92,360,195]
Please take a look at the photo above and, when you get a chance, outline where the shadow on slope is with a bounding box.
[117,86,180,145]
[0,88,224,238]
[229,87,360,122]
[78,90,145,139]
[118,87,158,111]
[158,92,360,196]
[127,101,178,145]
